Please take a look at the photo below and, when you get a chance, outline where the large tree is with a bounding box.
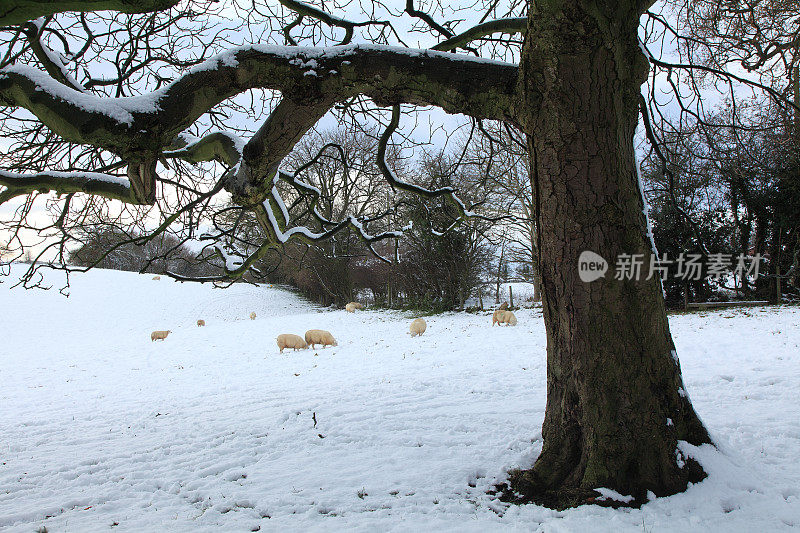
[1,0,795,508]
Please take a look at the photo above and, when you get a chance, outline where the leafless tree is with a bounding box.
[459,123,541,301]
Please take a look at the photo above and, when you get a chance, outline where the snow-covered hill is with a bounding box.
[1,267,798,531]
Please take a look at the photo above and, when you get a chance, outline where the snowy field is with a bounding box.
[1,267,799,532]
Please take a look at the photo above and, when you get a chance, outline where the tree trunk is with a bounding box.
[496,241,506,304]
[772,225,783,304]
[792,235,800,291]
[506,1,711,509]
[683,283,690,310]
[794,63,799,141]
[731,187,751,295]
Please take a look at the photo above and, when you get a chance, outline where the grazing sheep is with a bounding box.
[497,310,518,326]
[250,312,256,320]
[491,302,510,325]
[409,318,427,337]
[197,319,205,327]
[151,330,172,341]
[277,334,308,353]
[492,308,505,326]
[304,329,338,349]
[152,275,161,280]
[345,302,364,313]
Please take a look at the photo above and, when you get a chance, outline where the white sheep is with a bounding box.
[250,311,257,320]
[151,330,172,341]
[497,310,518,326]
[491,305,508,326]
[276,333,309,353]
[152,275,161,280]
[304,329,338,349]
[197,319,205,327]
[345,302,364,313]
[409,318,427,337]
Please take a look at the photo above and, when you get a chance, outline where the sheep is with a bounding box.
[492,309,504,326]
[497,310,518,326]
[304,329,337,349]
[151,330,172,341]
[409,318,427,337]
[277,334,308,353]
[345,302,364,313]
[152,275,161,280]
[197,319,205,327]
[250,312,256,320]
[492,303,511,326]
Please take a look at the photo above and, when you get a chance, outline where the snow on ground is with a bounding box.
[1,266,799,532]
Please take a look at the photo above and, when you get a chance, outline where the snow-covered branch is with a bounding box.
[23,19,87,93]
[0,169,134,203]
[0,44,518,157]
[164,131,245,167]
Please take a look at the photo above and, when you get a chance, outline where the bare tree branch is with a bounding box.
[0,0,180,26]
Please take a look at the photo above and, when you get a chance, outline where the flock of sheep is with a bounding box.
[269,300,517,352]
[148,296,517,349]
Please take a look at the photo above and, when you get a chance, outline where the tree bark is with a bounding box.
[506,0,711,509]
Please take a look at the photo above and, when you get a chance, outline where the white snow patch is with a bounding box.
[594,487,635,504]
[675,448,686,469]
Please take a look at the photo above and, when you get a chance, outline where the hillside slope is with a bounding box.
[1,267,799,532]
